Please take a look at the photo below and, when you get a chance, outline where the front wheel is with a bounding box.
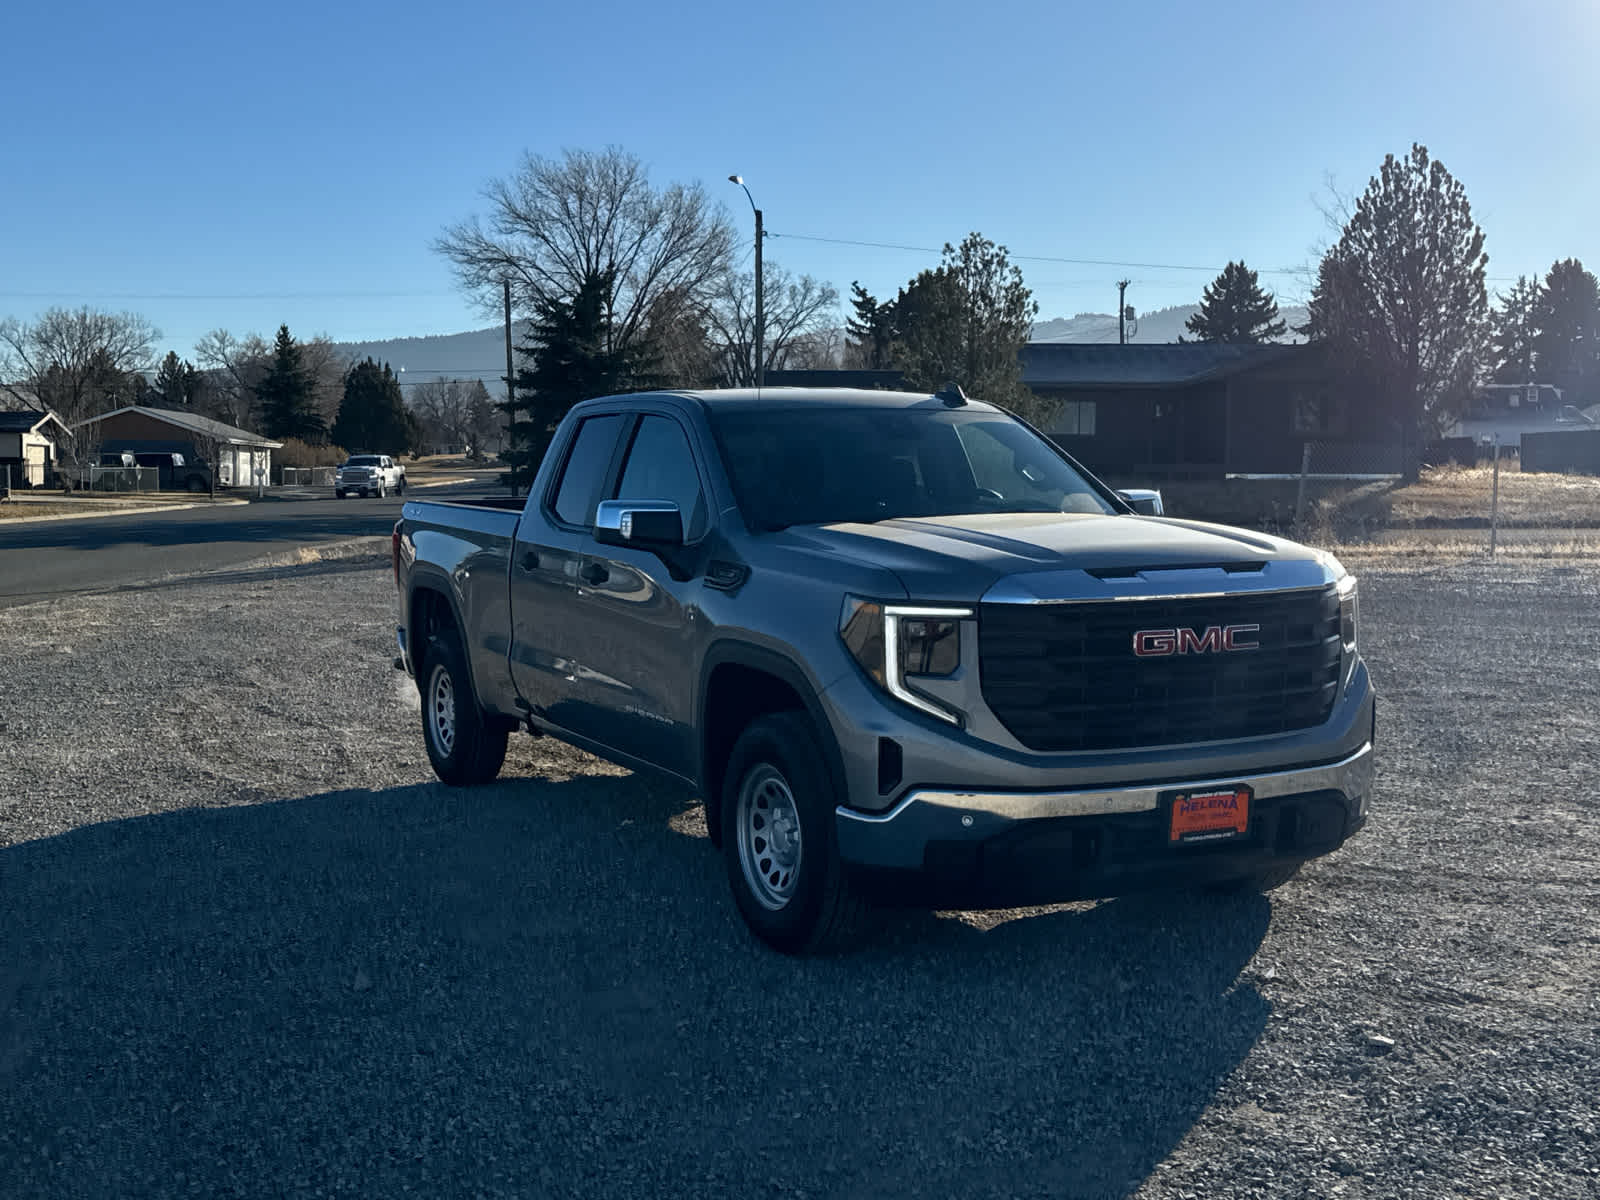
[335,489,345,499]
[419,629,510,786]
[720,712,866,954]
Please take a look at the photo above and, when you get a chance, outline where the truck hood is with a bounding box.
[780,513,1312,602]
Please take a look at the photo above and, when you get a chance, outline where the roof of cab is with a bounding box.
[580,386,1002,414]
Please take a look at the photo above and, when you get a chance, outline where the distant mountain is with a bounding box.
[331,302,1310,386]
[335,326,528,388]
[1030,303,1308,344]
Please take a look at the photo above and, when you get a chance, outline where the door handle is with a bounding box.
[579,562,609,586]
[519,550,540,573]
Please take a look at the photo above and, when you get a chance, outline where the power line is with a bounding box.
[769,231,1305,276]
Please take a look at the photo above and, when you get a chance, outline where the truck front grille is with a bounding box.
[978,586,1342,752]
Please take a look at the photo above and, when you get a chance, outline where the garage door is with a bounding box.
[24,444,45,486]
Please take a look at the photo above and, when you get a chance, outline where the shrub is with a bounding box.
[277,438,348,468]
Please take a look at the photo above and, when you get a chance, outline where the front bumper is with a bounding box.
[835,741,1374,906]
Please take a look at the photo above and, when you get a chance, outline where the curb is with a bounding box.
[0,499,250,526]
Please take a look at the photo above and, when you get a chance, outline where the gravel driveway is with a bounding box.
[1,550,1596,1198]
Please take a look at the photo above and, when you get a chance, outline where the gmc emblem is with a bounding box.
[1133,624,1261,657]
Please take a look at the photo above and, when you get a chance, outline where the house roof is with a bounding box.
[1020,342,1308,389]
[0,408,72,438]
[72,405,283,448]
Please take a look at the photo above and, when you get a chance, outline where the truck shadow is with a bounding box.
[1,775,1273,1198]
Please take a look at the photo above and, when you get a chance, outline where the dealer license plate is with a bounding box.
[1167,786,1251,845]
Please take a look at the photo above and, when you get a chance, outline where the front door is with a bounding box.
[507,412,628,723]
[565,413,710,778]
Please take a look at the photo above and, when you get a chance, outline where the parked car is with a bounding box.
[391,386,1374,953]
[132,451,213,493]
[335,454,406,498]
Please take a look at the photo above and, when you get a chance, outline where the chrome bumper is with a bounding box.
[836,742,1374,871]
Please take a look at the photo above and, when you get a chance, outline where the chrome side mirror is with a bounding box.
[595,499,684,547]
[1117,488,1164,516]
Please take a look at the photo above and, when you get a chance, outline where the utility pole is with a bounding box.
[1117,279,1131,345]
[730,175,765,388]
[503,278,516,497]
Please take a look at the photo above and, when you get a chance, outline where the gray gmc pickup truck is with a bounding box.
[392,387,1374,953]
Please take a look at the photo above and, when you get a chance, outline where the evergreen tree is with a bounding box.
[1304,144,1488,481]
[1490,275,1540,383]
[504,268,646,492]
[1532,258,1600,405]
[845,282,896,369]
[889,233,1041,421]
[332,358,415,455]
[152,351,200,407]
[254,325,326,442]
[1184,261,1287,343]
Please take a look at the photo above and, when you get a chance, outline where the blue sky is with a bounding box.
[3,0,1595,362]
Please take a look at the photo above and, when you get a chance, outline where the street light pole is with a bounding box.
[729,175,764,388]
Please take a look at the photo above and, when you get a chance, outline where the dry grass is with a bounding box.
[1387,461,1600,526]
[0,503,82,521]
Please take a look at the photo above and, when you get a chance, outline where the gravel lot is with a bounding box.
[2,550,1597,1198]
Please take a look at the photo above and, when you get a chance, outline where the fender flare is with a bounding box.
[697,639,850,824]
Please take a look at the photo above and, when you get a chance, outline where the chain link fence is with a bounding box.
[58,466,163,493]
[281,467,337,486]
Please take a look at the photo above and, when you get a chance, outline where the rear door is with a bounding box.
[561,412,711,777]
[507,412,629,723]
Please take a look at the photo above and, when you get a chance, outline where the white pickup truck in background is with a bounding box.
[335,454,406,498]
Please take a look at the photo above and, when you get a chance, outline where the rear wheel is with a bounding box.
[720,711,866,954]
[419,628,510,786]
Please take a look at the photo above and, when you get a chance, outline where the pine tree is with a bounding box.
[504,268,647,492]
[332,358,414,455]
[152,351,199,407]
[254,325,326,442]
[1305,144,1488,482]
[1185,261,1287,343]
[845,282,896,369]
[1532,258,1600,405]
[1490,276,1540,384]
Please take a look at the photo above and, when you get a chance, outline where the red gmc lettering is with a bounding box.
[1132,630,1176,657]
[1133,624,1261,656]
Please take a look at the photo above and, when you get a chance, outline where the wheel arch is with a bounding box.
[697,642,848,848]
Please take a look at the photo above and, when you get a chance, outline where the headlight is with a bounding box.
[840,597,972,725]
[1337,574,1358,653]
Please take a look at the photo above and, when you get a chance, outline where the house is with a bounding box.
[1020,343,1395,481]
[72,406,283,488]
[1445,383,1595,452]
[0,404,72,487]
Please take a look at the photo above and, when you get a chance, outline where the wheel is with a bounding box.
[335,490,345,499]
[720,711,867,954]
[396,479,405,495]
[186,475,206,493]
[1209,861,1303,894]
[419,628,510,786]
[377,483,387,499]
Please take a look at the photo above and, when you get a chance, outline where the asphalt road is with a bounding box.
[0,491,470,606]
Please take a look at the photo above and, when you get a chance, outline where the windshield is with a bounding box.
[710,405,1117,530]
[345,456,381,467]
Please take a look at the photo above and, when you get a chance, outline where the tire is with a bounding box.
[377,483,387,499]
[335,490,345,499]
[719,711,867,954]
[396,479,405,496]
[1210,861,1303,894]
[418,628,510,786]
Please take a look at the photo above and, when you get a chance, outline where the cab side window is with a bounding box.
[615,415,707,539]
[551,414,626,527]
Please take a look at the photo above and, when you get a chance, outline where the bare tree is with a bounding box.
[436,146,736,354]
[0,307,159,425]
[301,335,351,430]
[705,265,840,386]
[783,324,847,371]
[193,329,272,428]
[410,378,477,451]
